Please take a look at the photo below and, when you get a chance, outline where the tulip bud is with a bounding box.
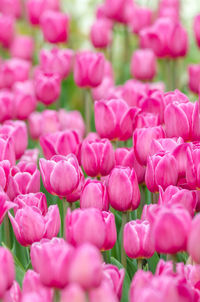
[10,35,34,61]
[103,264,125,300]
[90,19,112,49]
[104,0,134,24]
[0,190,14,224]
[0,90,14,123]
[188,64,200,94]
[61,284,86,302]
[58,109,85,139]
[108,166,140,211]
[188,214,200,264]
[0,15,15,48]
[3,281,21,302]
[40,11,69,44]
[89,280,118,302]
[194,14,200,49]
[80,179,109,211]
[81,138,115,177]
[0,134,15,165]
[31,238,74,288]
[130,6,152,34]
[131,49,157,81]
[0,247,15,298]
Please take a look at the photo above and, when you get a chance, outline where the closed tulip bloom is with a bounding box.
[31,238,74,288]
[69,244,103,289]
[14,192,48,215]
[168,22,188,58]
[188,64,200,94]
[104,0,134,24]
[194,14,200,48]
[150,137,184,156]
[74,51,105,88]
[0,191,15,224]
[61,284,86,302]
[92,77,114,101]
[0,248,15,298]
[188,215,200,264]
[40,11,69,44]
[58,109,85,139]
[103,264,125,300]
[40,154,83,197]
[10,35,34,61]
[0,121,28,159]
[95,99,140,141]
[90,19,112,49]
[3,281,21,302]
[121,79,148,108]
[66,208,116,250]
[186,142,200,189]
[130,270,153,302]
[0,160,10,191]
[145,152,178,192]
[135,112,159,129]
[40,130,80,160]
[130,6,152,34]
[40,48,73,79]
[0,90,14,123]
[35,71,61,105]
[152,205,191,254]
[6,161,40,200]
[81,139,114,177]
[89,280,118,302]
[0,15,15,48]
[108,166,140,211]
[164,89,189,107]
[0,0,21,18]
[0,135,15,165]
[124,220,154,259]
[80,179,109,211]
[131,49,157,81]
[133,126,165,166]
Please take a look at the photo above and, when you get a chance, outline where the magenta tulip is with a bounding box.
[61,284,86,302]
[10,35,34,61]
[103,264,125,300]
[188,64,200,94]
[0,248,15,298]
[14,192,48,216]
[130,6,152,34]
[194,14,200,48]
[131,49,157,81]
[188,214,200,264]
[90,19,112,49]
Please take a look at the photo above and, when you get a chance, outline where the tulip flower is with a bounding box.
[0,134,15,165]
[164,89,189,106]
[40,48,74,79]
[89,280,118,302]
[31,238,74,288]
[58,109,85,139]
[81,138,115,177]
[3,281,21,302]
[20,149,39,164]
[90,19,112,49]
[95,99,140,141]
[74,51,105,88]
[61,284,86,302]
[14,192,48,215]
[0,90,14,123]
[104,0,134,24]
[0,15,15,48]
[0,190,15,224]
[124,220,155,259]
[186,142,200,189]
[108,166,140,211]
[188,214,200,264]
[150,137,184,156]
[66,208,116,250]
[121,80,147,108]
[131,49,157,81]
[0,160,10,191]
[188,64,200,94]
[80,179,109,211]
[130,6,152,34]
[135,112,159,128]
[10,35,34,61]
[103,264,125,300]
[194,14,200,48]
[0,247,15,298]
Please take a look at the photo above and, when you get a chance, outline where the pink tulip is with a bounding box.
[0,90,14,123]
[124,220,155,259]
[20,149,39,164]
[186,142,200,189]
[96,4,107,19]
[130,6,152,34]
[194,14,200,48]
[74,51,105,88]
[0,15,15,48]
[40,130,80,160]
[28,110,60,139]
[10,35,34,61]
[159,0,180,21]
[92,77,114,101]
[135,112,159,128]
[158,185,197,216]
[95,99,140,141]
[40,11,69,44]
[66,208,116,250]
[104,0,134,24]
[0,160,10,191]
[0,190,14,224]
[115,148,146,184]
[61,284,86,302]
[90,19,112,49]
[0,0,21,18]
[0,121,28,159]
[0,248,15,298]
[133,126,165,165]
[89,280,118,302]
[40,48,74,79]
[152,205,191,254]
[150,137,184,156]
[35,71,61,105]
[13,81,37,120]
[69,243,103,289]
[58,109,85,139]
[0,134,15,165]
[130,270,153,302]
[3,281,21,302]
[103,264,125,300]
[164,89,189,106]
[145,152,178,192]
[121,80,147,108]
[108,166,140,211]
[131,49,157,81]
[168,22,188,58]
[81,138,115,177]
[6,161,40,200]
[14,192,48,215]
[80,179,109,211]
[31,238,74,288]
[40,154,83,198]
[188,64,200,94]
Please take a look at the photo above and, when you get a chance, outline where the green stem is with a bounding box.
[53,289,60,302]
[4,214,11,249]
[140,184,146,208]
[102,250,109,263]
[137,258,143,270]
[167,254,177,273]
[121,212,129,269]
[84,89,91,134]
[63,200,68,239]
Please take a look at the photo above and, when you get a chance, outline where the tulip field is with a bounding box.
[1,0,200,301]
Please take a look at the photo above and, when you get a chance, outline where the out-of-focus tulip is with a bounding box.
[9,204,60,246]
[31,238,74,288]
[10,35,34,61]
[80,179,109,211]
[69,244,103,289]
[188,215,200,263]
[89,280,118,302]
[20,149,39,164]
[108,166,140,211]
[194,14,200,48]
[6,161,40,200]
[40,130,80,160]
[186,142,200,189]
[81,138,114,177]
[13,81,37,120]
[104,0,134,24]
[0,247,15,298]
[0,160,10,191]
[133,126,165,165]
[61,284,86,302]
[40,11,69,44]
[0,190,14,224]
[164,89,189,106]
[92,77,114,101]
[124,220,155,258]
[58,109,85,139]
[66,208,116,250]
[135,112,159,128]
[14,192,48,215]
[35,71,61,105]
[0,0,21,18]
[40,48,74,79]
[130,6,152,34]
[129,270,153,302]
[90,19,112,49]
[40,154,83,198]
[74,51,105,88]
[3,281,21,302]
[145,152,178,192]
[0,135,15,165]
[120,80,147,108]
[0,90,14,123]
[95,99,140,141]
[131,49,157,81]
[159,0,180,21]
[103,264,125,300]
[0,121,28,159]
[152,205,191,254]
[188,64,200,94]
[0,15,15,48]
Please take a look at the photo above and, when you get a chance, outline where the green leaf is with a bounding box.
[15,265,25,287]
[127,258,137,279]
[147,253,160,274]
